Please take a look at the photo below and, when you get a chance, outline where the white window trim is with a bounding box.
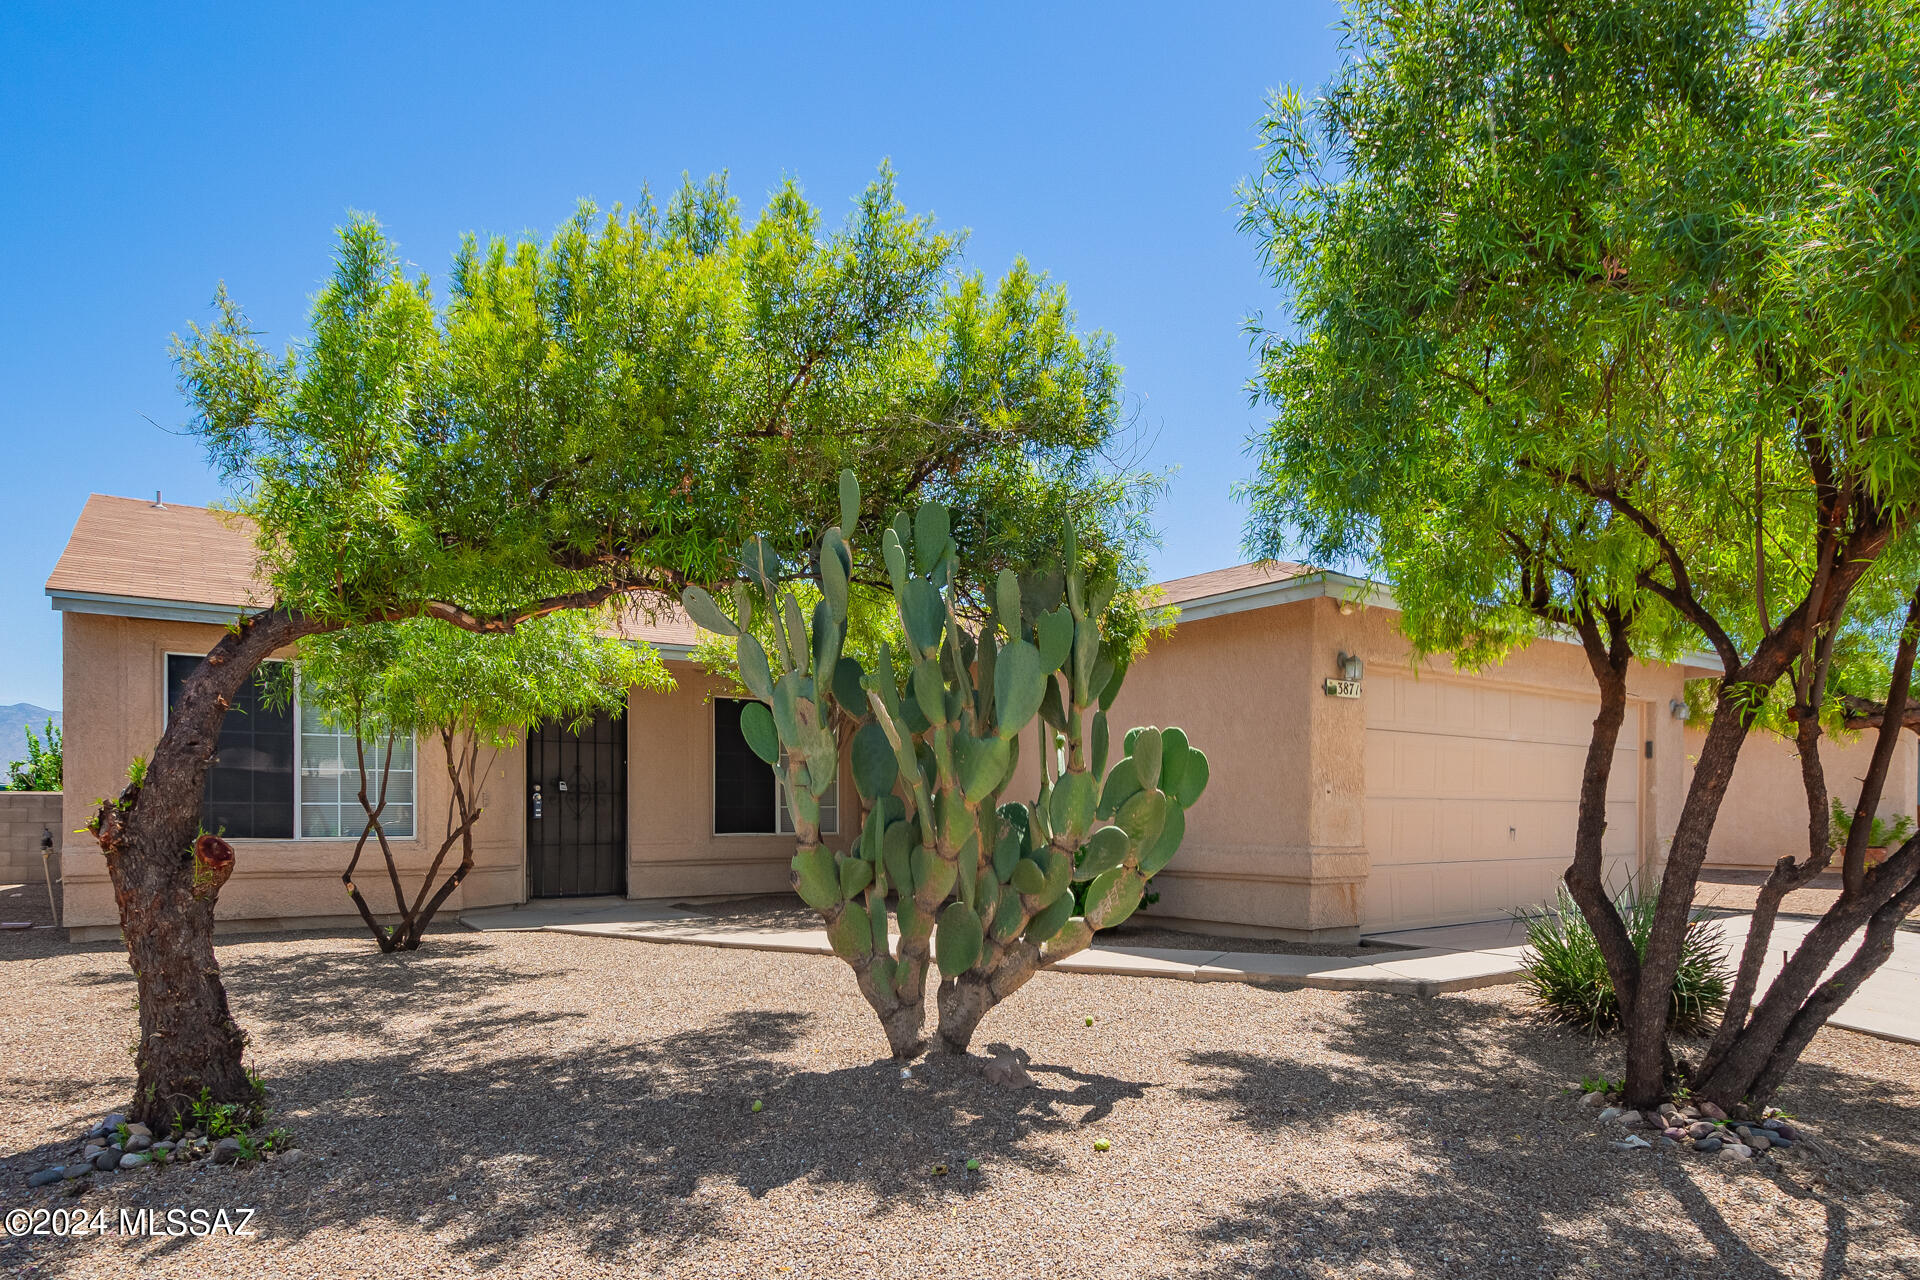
[163,652,417,842]
[776,748,839,837]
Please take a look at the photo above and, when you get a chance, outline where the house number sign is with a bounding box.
[1323,677,1363,699]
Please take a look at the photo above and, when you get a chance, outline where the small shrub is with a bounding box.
[1517,884,1729,1036]
[4,719,60,791]
[1829,797,1916,855]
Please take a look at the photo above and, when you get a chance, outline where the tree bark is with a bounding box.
[1619,699,1752,1108]
[91,605,328,1130]
[1559,623,1642,1042]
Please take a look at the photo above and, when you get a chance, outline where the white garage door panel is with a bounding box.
[1363,675,1640,932]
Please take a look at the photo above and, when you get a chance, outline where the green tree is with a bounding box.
[1240,0,1920,1111]
[96,167,1133,1130]
[297,612,666,952]
[5,720,61,792]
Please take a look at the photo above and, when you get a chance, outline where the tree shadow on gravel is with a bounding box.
[3,993,1152,1276]
[1161,990,1916,1280]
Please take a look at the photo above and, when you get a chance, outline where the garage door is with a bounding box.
[1362,674,1640,932]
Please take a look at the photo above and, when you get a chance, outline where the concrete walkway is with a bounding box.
[459,898,1920,1043]
[460,899,1532,996]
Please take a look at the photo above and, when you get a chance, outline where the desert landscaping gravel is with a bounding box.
[2,904,1917,1279]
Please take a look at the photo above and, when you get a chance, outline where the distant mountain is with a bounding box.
[1,703,60,775]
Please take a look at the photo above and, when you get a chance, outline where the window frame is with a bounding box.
[163,652,418,843]
[710,697,839,837]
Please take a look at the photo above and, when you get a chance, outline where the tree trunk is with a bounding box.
[1691,836,1920,1109]
[1618,699,1751,1108]
[1559,638,1642,1037]
[91,604,328,1130]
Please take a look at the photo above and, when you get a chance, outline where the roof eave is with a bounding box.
[1168,570,1393,622]
[48,588,253,626]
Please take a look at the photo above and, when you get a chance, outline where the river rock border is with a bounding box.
[23,1112,307,1188]
[1580,1089,1806,1162]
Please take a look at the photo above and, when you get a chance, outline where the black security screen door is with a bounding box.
[526,710,627,898]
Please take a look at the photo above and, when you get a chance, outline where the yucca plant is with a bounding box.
[1517,884,1730,1036]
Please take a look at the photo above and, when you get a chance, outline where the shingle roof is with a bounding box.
[45,495,1325,646]
[45,494,703,652]
[1153,560,1315,607]
[46,494,266,609]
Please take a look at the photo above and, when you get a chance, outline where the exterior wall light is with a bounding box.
[1670,699,1688,719]
[1325,652,1365,699]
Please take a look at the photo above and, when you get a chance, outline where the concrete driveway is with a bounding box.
[1372,912,1919,1046]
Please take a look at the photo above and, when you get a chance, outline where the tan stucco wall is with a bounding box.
[1079,596,1689,939]
[1686,724,1919,869]
[59,612,527,940]
[627,666,852,900]
[58,614,850,938]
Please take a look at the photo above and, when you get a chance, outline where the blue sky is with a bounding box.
[0,1,1346,709]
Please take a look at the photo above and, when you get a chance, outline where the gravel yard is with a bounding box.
[3,906,1917,1279]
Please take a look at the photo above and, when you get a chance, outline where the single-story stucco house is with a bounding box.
[45,493,1917,943]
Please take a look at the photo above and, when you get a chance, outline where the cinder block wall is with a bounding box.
[1,791,63,885]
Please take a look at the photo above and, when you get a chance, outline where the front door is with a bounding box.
[526,710,628,898]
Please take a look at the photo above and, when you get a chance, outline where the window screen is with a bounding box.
[167,655,294,840]
[298,685,415,839]
[777,749,838,835]
[713,698,777,833]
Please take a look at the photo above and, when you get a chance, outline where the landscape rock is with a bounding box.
[61,1164,91,1180]
[1687,1122,1716,1139]
[1610,1135,1652,1151]
[1694,1137,1724,1154]
[278,1149,308,1168]
[211,1138,244,1166]
[1698,1102,1728,1121]
[125,1122,152,1140]
[1598,1107,1624,1123]
[118,1153,147,1170]
[28,1168,62,1187]
[1581,1090,1608,1108]
[1655,1137,1680,1150]
[983,1051,1036,1089]
[1720,1143,1753,1161]
[125,1134,152,1153]
[92,1149,120,1172]
[1748,1132,1772,1152]
[1617,1110,1644,1127]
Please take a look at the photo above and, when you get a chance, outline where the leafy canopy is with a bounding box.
[1238,0,1920,689]
[175,166,1136,633]
[297,611,669,747]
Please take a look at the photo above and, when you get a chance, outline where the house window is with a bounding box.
[297,684,415,839]
[164,655,415,840]
[777,749,838,835]
[713,698,838,835]
[167,655,293,840]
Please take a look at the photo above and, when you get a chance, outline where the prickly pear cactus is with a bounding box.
[681,470,1207,1059]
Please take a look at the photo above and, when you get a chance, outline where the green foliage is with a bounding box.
[4,719,61,791]
[1239,0,1920,1104]
[179,166,1133,644]
[297,611,660,954]
[297,610,667,749]
[1237,0,1920,669]
[1829,798,1917,854]
[685,470,1204,1055]
[1518,886,1730,1037]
